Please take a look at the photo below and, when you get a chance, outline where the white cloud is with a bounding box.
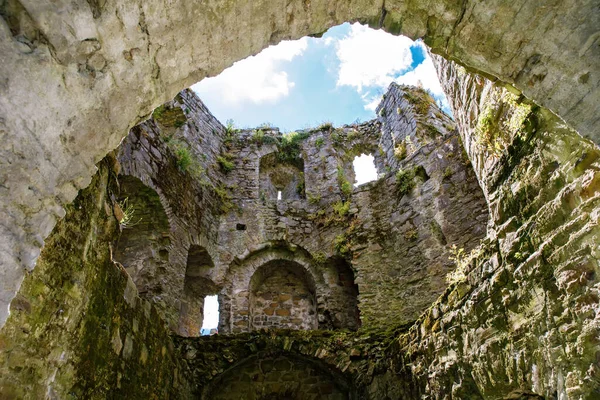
[192,38,308,105]
[333,24,449,113]
[336,23,414,92]
[362,93,382,111]
[395,52,451,113]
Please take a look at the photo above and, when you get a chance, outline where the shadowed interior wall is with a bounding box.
[249,260,317,331]
[179,245,218,336]
[113,175,171,299]
[203,353,351,400]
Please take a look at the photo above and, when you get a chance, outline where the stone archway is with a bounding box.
[202,351,353,400]
[113,175,172,299]
[248,260,318,331]
[179,244,218,336]
[0,0,597,330]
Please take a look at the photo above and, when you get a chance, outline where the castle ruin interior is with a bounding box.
[0,1,599,399]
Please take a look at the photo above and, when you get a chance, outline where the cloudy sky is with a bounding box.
[192,22,450,132]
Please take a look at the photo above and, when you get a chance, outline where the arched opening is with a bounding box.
[203,352,352,400]
[249,260,317,331]
[352,153,378,186]
[179,244,218,337]
[321,257,360,330]
[113,175,171,298]
[259,153,305,201]
[200,295,219,335]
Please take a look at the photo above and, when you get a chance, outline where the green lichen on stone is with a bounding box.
[153,104,188,128]
[395,168,416,195]
[217,153,235,173]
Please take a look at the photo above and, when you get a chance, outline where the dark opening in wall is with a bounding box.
[236,223,247,231]
[259,153,305,201]
[113,175,171,297]
[319,257,361,331]
[179,244,218,337]
[249,260,317,331]
[203,353,352,399]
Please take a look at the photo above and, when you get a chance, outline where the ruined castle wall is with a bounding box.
[1,0,597,328]
[211,85,488,331]
[0,159,191,399]
[382,59,600,398]
[116,88,228,334]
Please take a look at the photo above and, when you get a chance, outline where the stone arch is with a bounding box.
[220,243,362,333]
[202,351,354,400]
[0,0,597,327]
[259,152,305,200]
[248,259,318,331]
[179,244,218,337]
[221,244,328,334]
[113,174,171,299]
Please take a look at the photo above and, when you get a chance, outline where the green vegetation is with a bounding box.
[152,105,188,128]
[394,141,407,161]
[318,121,333,131]
[446,244,482,285]
[315,137,325,149]
[307,193,321,205]
[116,197,141,228]
[443,166,453,179]
[337,167,353,198]
[162,137,205,179]
[312,252,327,265]
[174,145,192,171]
[334,234,351,257]
[395,168,416,195]
[475,90,533,157]
[225,119,237,135]
[403,89,434,115]
[217,153,235,173]
[276,131,310,164]
[215,184,234,213]
[333,200,351,217]
[251,129,265,143]
[296,172,305,195]
[404,228,418,241]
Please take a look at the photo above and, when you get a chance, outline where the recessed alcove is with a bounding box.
[179,244,218,337]
[113,175,171,296]
[259,153,305,201]
[248,260,317,331]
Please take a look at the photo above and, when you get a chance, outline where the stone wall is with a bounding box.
[116,88,227,333]
[204,353,350,400]
[382,58,600,398]
[1,0,597,327]
[0,157,189,399]
[174,63,600,398]
[249,260,318,331]
[110,84,488,334]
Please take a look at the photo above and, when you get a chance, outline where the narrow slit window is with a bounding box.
[200,295,219,335]
[277,190,282,201]
[353,154,377,186]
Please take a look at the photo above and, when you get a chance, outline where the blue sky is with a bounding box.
[192,23,450,132]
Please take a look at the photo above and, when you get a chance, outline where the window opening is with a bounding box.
[277,190,282,201]
[353,154,377,186]
[200,295,219,335]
